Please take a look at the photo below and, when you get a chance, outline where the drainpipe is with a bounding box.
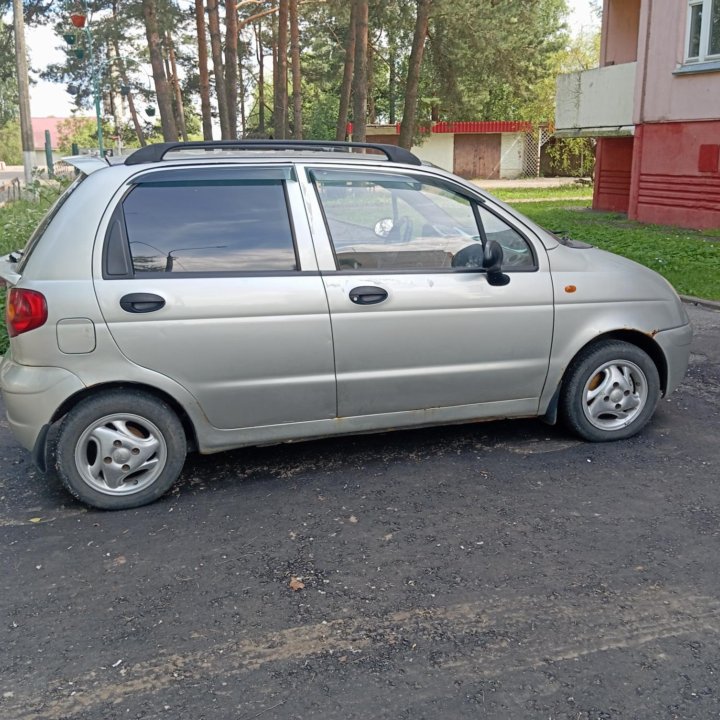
[628,0,653,220]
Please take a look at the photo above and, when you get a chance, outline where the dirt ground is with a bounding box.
[1,303,719,720]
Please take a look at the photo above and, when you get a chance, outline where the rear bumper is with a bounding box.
[654,322,693,395]
[0,357,85,451]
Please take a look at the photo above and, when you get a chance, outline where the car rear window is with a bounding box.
[121,179,298,274]
[16,173,87,273]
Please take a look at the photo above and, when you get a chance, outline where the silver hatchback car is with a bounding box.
[0,141,692,509]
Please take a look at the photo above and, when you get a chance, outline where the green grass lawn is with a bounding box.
[508,199,720,301]
[489,185,594,202]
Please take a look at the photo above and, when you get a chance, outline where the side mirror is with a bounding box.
[483,240,510,286]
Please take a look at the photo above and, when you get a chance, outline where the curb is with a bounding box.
[680,295,720,311]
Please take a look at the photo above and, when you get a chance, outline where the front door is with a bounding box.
[307,167,554,419]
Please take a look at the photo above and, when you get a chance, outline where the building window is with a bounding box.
[686,0,720,61]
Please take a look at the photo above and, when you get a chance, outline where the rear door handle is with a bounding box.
[349,286,388,305]
[120,293,166,314]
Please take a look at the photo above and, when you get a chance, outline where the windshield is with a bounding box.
[16,173,87,273]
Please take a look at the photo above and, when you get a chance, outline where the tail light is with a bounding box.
[6,288,48,337]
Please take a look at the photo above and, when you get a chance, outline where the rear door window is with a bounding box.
[110,173,298,276]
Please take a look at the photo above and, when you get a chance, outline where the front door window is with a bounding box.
[311,169,535,273]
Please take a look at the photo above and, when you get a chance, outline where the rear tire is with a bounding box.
[52,390,187,510]
[559,341,661,442]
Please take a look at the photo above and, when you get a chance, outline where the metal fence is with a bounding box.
[522,126,553,177]
[53,161,77,179]
[0,178,21,206]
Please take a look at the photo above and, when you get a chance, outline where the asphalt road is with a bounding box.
[1,303,719,720]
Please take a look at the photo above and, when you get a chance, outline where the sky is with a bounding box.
[26,0,601,119]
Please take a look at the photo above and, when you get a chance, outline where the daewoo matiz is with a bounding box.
[0,141,692,509]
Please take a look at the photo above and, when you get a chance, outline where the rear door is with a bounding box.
[304,166,554,419]
[93,165,336,430]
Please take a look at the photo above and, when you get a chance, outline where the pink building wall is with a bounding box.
[633,0,720,125]
[593,0,720,228]
[600,0,641,66]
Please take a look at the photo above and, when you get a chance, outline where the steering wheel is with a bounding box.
[499,245,530,267]
[451,242,484,268]
[389,216,413,243]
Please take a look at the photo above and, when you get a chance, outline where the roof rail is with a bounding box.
[124,140,422,167]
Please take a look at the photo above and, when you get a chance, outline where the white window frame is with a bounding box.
[685,0,720,63]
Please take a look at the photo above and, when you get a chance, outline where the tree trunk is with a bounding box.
[124,86,147,147]
[367,41,375,124]
[207,0,230,139]
[195,0,213,140]
[289,0,302,139]
[399,0,431,149]
[256,22,266,135]
[225,0,239,138]
[351,0,368,142]
[238,39,247,136]
[335,0,357,141]
[141,0,178,142]
[112,35,146,147]
[388,42,396,125]
[162,43,172,86]
[108,4,124,138]
[273,0,289,139]
[166,32,188,141]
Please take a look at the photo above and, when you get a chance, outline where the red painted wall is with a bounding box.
[593,137,634,212]
[629,121,720,230]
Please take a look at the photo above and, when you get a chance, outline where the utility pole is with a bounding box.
[12,0,34,185]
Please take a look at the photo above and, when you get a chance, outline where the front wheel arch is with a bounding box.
[543,330,667,426]
[558,339,662,441]
[586,330,668,395]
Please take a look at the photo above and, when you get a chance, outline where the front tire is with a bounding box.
[559,341,661,442]
[52,390,187,510]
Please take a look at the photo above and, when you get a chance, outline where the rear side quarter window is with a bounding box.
[17,173,87,273]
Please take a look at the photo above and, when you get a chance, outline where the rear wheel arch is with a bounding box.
[49,382,198,452]
[51,389,187,509]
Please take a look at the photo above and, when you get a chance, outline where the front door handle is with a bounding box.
[120,293,166,314]
[349,286,388,305]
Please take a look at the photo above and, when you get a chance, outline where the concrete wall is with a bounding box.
[601,0,641,65]
[359,127,528,178]
[499,134,524,178]
[556,62,637,134]
[411,134,454,171]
